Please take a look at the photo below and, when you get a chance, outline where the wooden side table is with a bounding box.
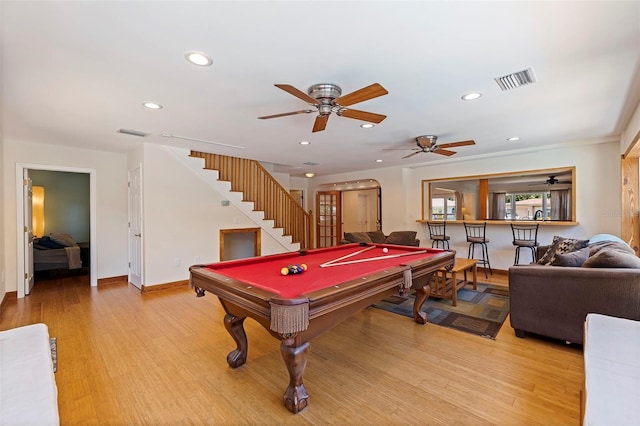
[430,258,477,306]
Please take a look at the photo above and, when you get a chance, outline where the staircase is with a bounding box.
[189,150,312,248]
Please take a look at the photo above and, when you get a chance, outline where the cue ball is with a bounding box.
[382,248,389,253]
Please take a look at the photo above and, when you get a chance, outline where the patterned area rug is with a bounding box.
[373,283,509,339]
[50,337,57,373]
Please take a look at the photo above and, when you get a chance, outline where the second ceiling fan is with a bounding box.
[258,83,388,132]
[386,135,476,158]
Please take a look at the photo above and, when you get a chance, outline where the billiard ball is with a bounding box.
[382,247,389,253]
[300,263,307,271]
[281,267,290,275]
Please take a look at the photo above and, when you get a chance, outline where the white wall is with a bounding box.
[309,140,621,271]
[621,101,640,154]
[137,144,290,287]
[3,140,128,292]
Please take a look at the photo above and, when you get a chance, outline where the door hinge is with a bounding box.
[24,226,28,232]
[128,262,131,268]
[24,273,28,279]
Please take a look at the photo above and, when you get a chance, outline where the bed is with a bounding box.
[33,232,89,272]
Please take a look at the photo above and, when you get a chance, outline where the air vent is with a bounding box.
[117,129,150,137]
[304,162,320,166]
[494,68,536,91]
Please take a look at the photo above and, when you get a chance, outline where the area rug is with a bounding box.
[50,337,57,373]
[373,283,509,339]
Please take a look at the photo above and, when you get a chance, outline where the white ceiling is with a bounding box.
[2,1,639,177]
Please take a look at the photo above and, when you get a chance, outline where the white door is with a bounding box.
[128,166,143,289]
[23,170,35,295]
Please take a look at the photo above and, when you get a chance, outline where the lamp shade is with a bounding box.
[32,186,45,237]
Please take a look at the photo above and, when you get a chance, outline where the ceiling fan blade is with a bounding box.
[432,149,457,156]
[339,108,386,123]
[274,84,319,105]
[335,83,388,107]
[258,110,314,119]
[312,115,329,132]
[402,151,422,159]
[436,140,476,149]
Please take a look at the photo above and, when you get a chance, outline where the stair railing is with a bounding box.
[190,151,312,248]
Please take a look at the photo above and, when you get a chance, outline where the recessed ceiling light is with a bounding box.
[300,141,310,145]
[361,123,374,129]
[304,172,315,178]
[461,92,482,101]
[184,51,213,67]
[507,137,520,141]
[142,102,163,110]
[375,159,383,163]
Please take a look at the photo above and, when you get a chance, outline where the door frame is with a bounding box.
[128,165,144,289]
[15,163,97,297]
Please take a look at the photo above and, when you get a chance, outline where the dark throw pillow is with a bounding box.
[343,232,372,244]
[552,247,590,267]
[385,231,418,246]
[35,236,66,249]
[537,236,589,265]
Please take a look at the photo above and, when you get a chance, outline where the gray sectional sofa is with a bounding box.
[508,235,640,344]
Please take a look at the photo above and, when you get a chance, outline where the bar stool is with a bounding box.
[427,221,450,249]
[464,222,492,278]
[511,223,539,264]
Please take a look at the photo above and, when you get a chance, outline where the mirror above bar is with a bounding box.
[420,167,577,225]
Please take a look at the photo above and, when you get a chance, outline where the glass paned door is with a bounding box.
[316,191,341,248]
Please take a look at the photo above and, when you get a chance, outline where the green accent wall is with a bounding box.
[30,170,90,242]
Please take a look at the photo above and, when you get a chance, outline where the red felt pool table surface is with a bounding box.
[198,244,444,298]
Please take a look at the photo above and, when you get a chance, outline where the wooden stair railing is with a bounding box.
[190,150,312,248]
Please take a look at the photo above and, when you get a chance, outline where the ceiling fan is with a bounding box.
[385,135,476,159]
[258,83,388,132]
[545,175,571,185]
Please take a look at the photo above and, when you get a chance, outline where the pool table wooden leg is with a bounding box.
[280,339,310,414]
[412,284,431,324]
[223,314,248,368]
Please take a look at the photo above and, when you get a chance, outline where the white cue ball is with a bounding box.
[382,248,389,253]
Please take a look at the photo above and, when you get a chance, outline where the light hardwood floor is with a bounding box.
[1,272,583,425]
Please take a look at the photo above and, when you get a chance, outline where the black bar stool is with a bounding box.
[464,222,492,278]
[427,221,450,249]
[511,223,539,264]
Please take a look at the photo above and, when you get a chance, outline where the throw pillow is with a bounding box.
[582,249,640,269]
[343,232,372,244]
[385,231,417,246]
[552,247,590,267]
[49,232,77,247]
[367,230,387,244]
[34,236,66,249]
[537,235,589,265]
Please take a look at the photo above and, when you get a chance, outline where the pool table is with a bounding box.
[189,243,454,413]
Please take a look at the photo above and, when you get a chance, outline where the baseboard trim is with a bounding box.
[0,291,18,318]
[97,275,127,286]
[141,280,189,294]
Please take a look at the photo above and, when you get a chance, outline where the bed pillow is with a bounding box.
[537,236,589,265]
[49,232,76,247]
[34,236,66,249]
[385,231,417,246]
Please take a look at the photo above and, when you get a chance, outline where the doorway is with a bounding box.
[16,163,97,298]
[314,180,382,248]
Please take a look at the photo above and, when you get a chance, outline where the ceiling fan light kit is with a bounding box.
[258,82,388,132]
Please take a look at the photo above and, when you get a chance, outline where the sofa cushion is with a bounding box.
[343,232,372,244]
[552,247,590,267]
[385,231,417,246]
[367,230,387,244]
[537,235,589,265]
[583,241,640,268]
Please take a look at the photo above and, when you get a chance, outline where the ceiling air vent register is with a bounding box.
[494,68,536,91]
